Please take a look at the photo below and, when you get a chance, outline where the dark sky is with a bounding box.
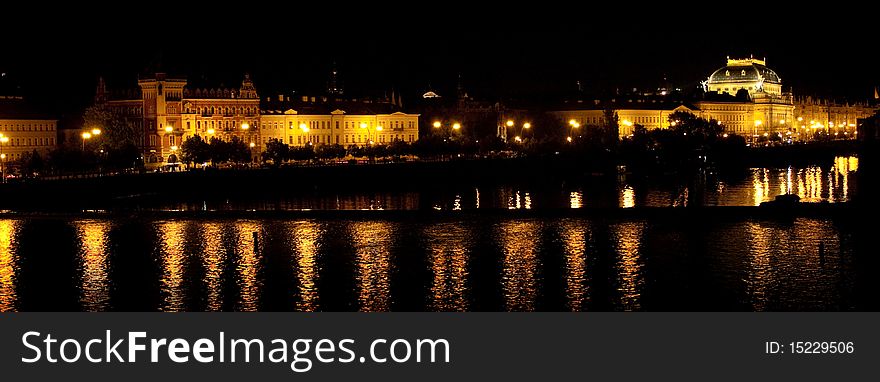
[3,6,878,123]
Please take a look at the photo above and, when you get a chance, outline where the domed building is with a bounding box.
[705,57,782,97]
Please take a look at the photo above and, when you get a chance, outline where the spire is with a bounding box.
[398,93,404,110]
[456,73,465,100]
[239,73,257,99]
[874,86,879,100]
[95,76,107,104]
[328,62,343,96]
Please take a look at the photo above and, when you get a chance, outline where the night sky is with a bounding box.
[3,6,878,124]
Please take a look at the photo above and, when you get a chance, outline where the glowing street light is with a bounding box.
[566,136,573,143]
[452,123,461,130]
[506,120,514,127]
[568,119,577,126]
[523,122,531,129]
[164,126,173,133]
[433,121,442,128]
[91,128,101,136]
[0,136,7,184]
[241,123,250,130]
[376,126,384,131]
[170,145,178,152]
[249,142,256,148]
[514,136,522,142]
[360,122,368,129]
[207,128,216,135]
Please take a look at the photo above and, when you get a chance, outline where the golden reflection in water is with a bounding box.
[75,220,111,311]
[559,220,588,311]
[833,156,858,201]
[158,221,187,312]
[290,221,322,312]
[353,221,393,312]
[200,223,225,311]
[752,169,769,206]
[611,222,645,311]
[498,220,541,311]
[234,221,263,311]
[569,191,583,209]
[424,223,470,311]
[744,221,773,311]
[620,186,635,208]
[0,220,20,312]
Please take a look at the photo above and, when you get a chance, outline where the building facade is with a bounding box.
[551,57,876,140]
[260,108,418,147]
[0,96,58,162]
[99,73,419,166]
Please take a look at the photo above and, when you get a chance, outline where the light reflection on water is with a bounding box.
[424,223,471,311]
[148,157,858,211]
[352,221,393,312]
[200,223,225,311]
[558,219,589,311]
[0,214,863,311]
[74,220,111,311]
[157,221,187,312]
[498,220,542,311]
[611,222,646,311]
[289,221,322,312]
[234,221,263,312]
[0,220,19,312]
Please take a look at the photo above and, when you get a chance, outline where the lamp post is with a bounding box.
[81,132,92,151]
[568,119,580,142]
[0,135,8,184]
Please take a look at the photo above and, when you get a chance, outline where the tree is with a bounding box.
[262,139,290,164]
[180,135,211,165]
[316,144,346,160]
[228,136,252,163]
[207,137,231,163]
[602,107,620,148]
[83,104,137,150]
[289,145,316,161]
[17,150,44,177]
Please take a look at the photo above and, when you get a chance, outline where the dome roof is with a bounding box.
[707,58,781,85]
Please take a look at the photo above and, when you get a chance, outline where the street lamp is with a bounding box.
[207,128,215,135]
[81,132,92,151]
[433,121,442,129]
[452,123,461,130]
[91,128,101,136]
[241,123,250,130]
[0,136,7,183]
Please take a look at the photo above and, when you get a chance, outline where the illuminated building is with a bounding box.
[100,73,259,165]
[99,72,418,166]
[551,57,876,140]
[259,98,419,147]
[0,96,58,162]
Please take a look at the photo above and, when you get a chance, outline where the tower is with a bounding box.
[239,73,258,99]
[138,73,187,160]
[94,77,107,104]
[327,62,343,96]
